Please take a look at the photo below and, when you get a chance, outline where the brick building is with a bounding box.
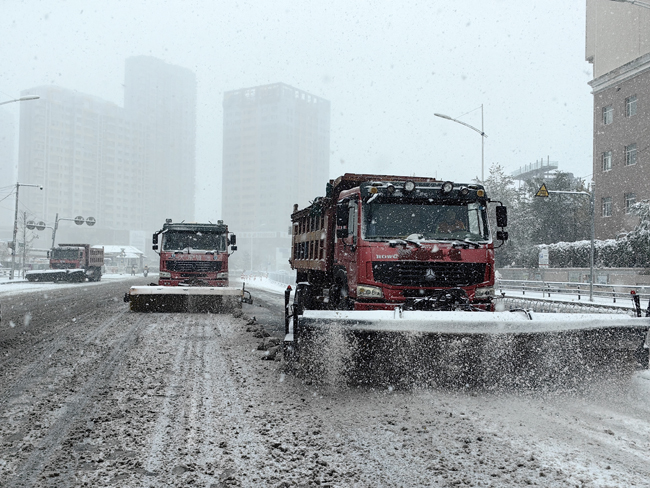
[587,0,650,239]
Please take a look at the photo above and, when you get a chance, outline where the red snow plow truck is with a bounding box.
[26,244,104,282]
[125,219,251,312]
[284,173,650,386]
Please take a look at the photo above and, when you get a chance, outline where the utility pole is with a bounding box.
[10,183,43,279]
[22,211,27,278]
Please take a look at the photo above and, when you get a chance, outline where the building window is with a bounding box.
[625,193,636,214]
[602,150,612,172]
[602,105,613,125]
[625,143,637,166]
[626,95,637,117]
[602,197,612,217]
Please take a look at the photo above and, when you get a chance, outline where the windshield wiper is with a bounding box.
[449,239,481,249]
[388,238,422,248]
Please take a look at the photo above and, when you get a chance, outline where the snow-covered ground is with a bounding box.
[0,272,153,297]
[238,274,293,295]
[1,273,649,485]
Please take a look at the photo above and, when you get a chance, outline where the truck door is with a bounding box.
[334,197,359,295]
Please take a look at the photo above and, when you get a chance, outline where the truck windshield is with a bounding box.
[51,249,81,259]
[362,201,489,241]
[162,231,227,251]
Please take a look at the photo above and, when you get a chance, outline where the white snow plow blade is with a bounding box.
[26,269,86,283]
[127,286,244,313]
[287,310,650,387]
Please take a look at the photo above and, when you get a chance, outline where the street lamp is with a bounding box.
[10,183,43,279]
[434,105,487,182]
[0,95,39,107]
[535,183,595,301]
[609,0,650,9]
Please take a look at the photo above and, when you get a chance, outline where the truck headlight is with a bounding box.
[216,272,228,279]
[159,271,171,278]
[357,285,383,298]
[475,287,494,298]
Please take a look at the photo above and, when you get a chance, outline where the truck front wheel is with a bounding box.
[330,282,352,310]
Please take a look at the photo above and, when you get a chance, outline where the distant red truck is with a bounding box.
[26,244,104,282]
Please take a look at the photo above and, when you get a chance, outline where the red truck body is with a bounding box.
[290,173,506,311]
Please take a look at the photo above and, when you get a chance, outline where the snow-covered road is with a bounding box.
[0,277,649,487]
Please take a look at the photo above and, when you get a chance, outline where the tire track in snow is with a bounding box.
[7,313,147,488]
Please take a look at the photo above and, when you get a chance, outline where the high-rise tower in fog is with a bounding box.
[124,56,197,225]
[16,57,196,245]
[222,83,330,269]
[0,108,16,233]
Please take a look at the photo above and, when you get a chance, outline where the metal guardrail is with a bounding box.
[498,296,635,315]
[497,279,650,305]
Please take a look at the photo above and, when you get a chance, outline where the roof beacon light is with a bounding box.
[441,181,454,194]
[386,184,396,194]
[404,181,415,192]
[369,186,378,194]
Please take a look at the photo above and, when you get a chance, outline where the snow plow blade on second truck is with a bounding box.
[285,309,650,387]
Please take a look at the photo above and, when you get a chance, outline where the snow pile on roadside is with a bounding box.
[0,273,144,297]
[238,275,292,295]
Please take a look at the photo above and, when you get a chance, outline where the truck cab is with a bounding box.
[153,220,237,287]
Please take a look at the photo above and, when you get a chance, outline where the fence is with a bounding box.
[497,279,650,309]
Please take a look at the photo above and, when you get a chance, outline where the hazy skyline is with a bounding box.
[1,0,593,223]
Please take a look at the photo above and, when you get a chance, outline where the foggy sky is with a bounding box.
[0,0,593,222]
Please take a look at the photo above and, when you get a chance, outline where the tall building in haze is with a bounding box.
[16,57,196,246]
[222,83,330,270]
[0,108,16,235]
[124,56,197,225]
[17,86,146,243]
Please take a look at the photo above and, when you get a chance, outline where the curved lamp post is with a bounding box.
[0,95,39,107]
[609,0,650,8]
[434,105,487,182]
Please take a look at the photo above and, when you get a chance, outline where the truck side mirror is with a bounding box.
[152,244,158,251]
[152,233,158,245]
[496,206,508,227]
[497,230,509,241]
[230,234,236,246]
[336,203,349,226]
[336,201,349,238]
[231,245,237,252]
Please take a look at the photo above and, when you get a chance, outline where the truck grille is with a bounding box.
[165,261,222,273]
[372,262,486,287]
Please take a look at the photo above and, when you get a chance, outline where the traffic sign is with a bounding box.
[36,221,46,231]
[86,217,96,226]
[74,216,85,225]
[535,183,549,198]
[26,220,35,230]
